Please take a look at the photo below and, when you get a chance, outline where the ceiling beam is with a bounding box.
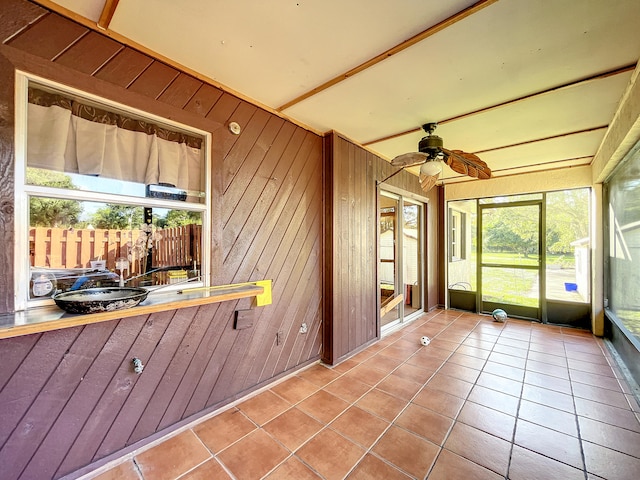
[97,0,120,30]
[441,156,593,183]
[472,126,608,155]
[277,0,499,111]
[363,64,636,146]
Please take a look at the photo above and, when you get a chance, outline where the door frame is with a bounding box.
[478,199,546,321]
[378,188,426,333]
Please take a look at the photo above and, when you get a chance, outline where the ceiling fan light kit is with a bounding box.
[419,161,443,176]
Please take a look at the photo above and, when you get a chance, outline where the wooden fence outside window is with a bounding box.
[29,224,202,275]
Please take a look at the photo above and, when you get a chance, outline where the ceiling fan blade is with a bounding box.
[390,152,428,168]
[442,148,492,179]
[418,172,439,192]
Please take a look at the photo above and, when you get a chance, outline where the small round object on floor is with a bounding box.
[492,308,507,323]
[420,336,431,346]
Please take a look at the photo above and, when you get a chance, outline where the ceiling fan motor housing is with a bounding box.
[418,133,444,159]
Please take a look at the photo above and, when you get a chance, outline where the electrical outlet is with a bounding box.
[276,331,284,345]
[299,323,308,334]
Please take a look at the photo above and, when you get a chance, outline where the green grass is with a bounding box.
[615,309,640,342]
[481,267,539,307]
[450,252,577,308]
[479,252,573,267]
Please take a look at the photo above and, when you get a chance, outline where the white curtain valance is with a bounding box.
[26,90,203,193]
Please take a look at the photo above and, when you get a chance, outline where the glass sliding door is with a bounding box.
[379,192,400,327]
[403,200,422,318]
[379,191,424,330]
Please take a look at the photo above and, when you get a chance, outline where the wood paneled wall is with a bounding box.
[0,2,322,479]
[323,132,439,365]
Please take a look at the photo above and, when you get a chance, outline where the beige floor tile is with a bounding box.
[192,407,256,453]
[134,431,211,480]
[262,407,324,451]
[236,390,292,426]
[217,429,289,480]
[429,449,503,480]
[372,426,439,478]
[296,429,365,480]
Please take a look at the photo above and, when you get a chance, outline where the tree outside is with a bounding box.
[27,169,82,227]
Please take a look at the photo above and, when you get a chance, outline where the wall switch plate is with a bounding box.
[299,323,308,334]
[276,331,284,345]
[234,310,254,330]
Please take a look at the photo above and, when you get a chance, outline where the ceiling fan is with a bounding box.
[387,122,492,192]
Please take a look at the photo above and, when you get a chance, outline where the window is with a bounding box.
[14,72,210,311]
[606,141,640,343]
[447,200,476,292]
[449,209,465,261]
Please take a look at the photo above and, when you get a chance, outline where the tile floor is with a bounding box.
[94,310,640,480]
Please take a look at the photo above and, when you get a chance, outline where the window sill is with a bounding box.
[0,284,265,339]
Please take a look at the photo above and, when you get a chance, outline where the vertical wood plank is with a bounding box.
[80,229,92,268]
[65,228,77,268]
[322,134,334,364]
[34,227,46,267]
[49,228,61,267]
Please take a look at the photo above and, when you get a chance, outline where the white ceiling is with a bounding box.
[46,0,640,183]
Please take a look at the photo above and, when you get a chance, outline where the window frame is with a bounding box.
[13,71,211,311]
[449,208,466,262]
